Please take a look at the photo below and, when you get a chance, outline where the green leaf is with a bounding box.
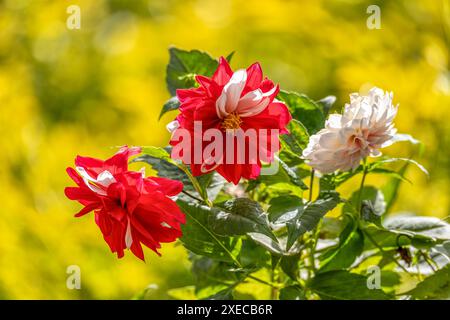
[133,151,224,202]
[280,254,301,280]
[225,51,235,62]
[280,119,309,157]
[252,156,308,190]
[132,153,179,176]
[363,225,427,250]
[209,198,274,239]
[132,152,197,201]
[279,285,305,300]
[434,241,450,260]
[177,199,242,263]
[319,220,364,273]
[316,95,336,116]
[370,168,411,183]
[383,215,450,242]
[376,157,428,176]
[277,157,309,189]
[343,186,386,224]
[267,195,304,225]
[348,186,385,212]
[320,161,412,196]
[141,146,173,162]
[247,233,302,256]
[286,192,340,250]
[278,90,325,135]
[238,239,271,268]
[320,217,345,239]
[132,152,189,187]
[166,47,218,96]
[309,270,391,300]
[406,265,450,299]
[363,216,450,251]
[191,256,244,299]
[159,96,180,120]
[201,288,234,300]
[382,162,409,215]
[247,232,285,255]
[319,169,363,193]
[202,173,226,201]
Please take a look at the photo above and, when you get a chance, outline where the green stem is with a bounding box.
[309,220,322,274]
[181,190,204,203]
[362,229,415,276]
[270,257,281,299]
[420,251,437,272]
[247,275,280,289]
[308,170,315,202]
[306,172,319,278]
[356,158,368,214]
[178,164,212,207]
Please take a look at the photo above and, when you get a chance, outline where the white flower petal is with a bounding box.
[215,69,247,118]
[304,87,399,173]
[125,219,133,249]
[166,120,179,133]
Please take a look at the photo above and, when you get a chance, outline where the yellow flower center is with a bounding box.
[221,112,242,130]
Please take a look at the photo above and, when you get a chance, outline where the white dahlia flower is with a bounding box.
[303,87,398,173]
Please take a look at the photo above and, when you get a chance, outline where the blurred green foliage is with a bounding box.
[0,0,448,299]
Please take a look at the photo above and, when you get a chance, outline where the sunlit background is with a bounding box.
[0,0,448,299]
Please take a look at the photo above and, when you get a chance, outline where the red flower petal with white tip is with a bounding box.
[169,58,292,184]
[64,146,185,261]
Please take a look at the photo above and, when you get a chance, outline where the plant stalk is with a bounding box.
[362,229,415,276]
[181,190,204,203]
[308,169,315,202]
[179,164,212,207]
[356,158,368,214]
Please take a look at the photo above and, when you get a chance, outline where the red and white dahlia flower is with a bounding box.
[168,57,292,184]
[64,146,185,261]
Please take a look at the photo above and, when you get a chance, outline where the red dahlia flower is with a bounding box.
[64,146,185,261]
[169,57,292,184]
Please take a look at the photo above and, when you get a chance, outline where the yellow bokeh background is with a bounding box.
[0,0,448,299]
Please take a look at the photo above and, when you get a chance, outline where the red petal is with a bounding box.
[64,186,98,202]
[104,146,141,175]
[74,202,100,217]
[130,230,146,261]
[212,57,233,86]
[176,87,204,103]
[66,167,84,186]
[244,62,263,94]
[195,75,212,89]
[217,163,242,185]
[75,156,104,177]
[147,177,183,196]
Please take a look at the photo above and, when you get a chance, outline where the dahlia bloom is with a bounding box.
[64,146,185,261]
[169,57,292,184]
[303,87,398,173]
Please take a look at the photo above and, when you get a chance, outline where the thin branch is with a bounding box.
[181,190,204,203]
[363,229,416,276]
[308,169,315,202]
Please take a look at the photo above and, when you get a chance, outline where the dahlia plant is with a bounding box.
[65,48,450,300]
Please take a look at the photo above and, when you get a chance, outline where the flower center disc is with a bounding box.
[221,112,242,130]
